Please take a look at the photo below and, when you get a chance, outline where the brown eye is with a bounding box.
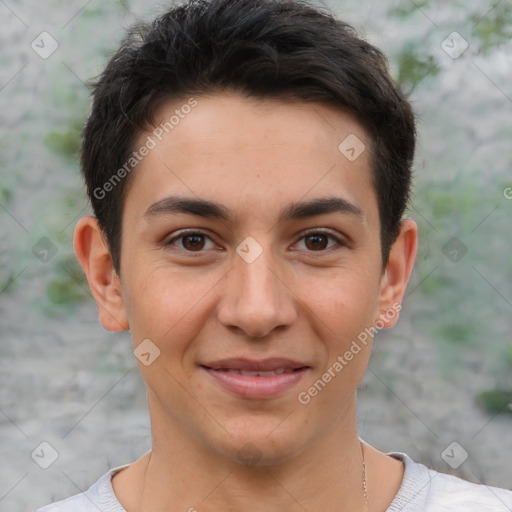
[305,233,329,251]
[294,230,345,253]
[165,231,216,253]
[182,234,206,251]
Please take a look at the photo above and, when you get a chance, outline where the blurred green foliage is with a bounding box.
[0,272,17,294]
[476,389,512,415]
[119,0,131,11]
[436,323,476,346]
[0,185,13,204]
[43,121,82,161]
[471,3,512,52]
[396,45,440,91]
[46,255,90,308]
[388,2,429,19]
[410,173,512,377]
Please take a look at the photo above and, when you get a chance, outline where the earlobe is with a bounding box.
[73,216,129,332]
[377,219,418,329]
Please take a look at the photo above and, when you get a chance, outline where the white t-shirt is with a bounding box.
[35,453,512,511]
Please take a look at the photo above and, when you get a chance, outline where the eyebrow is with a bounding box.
[143,195,364,223]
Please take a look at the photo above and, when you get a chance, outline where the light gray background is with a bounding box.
[1,0,511,510]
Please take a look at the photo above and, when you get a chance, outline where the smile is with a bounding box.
[200,359,310,399]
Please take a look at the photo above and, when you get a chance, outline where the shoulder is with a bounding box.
[388,452,512,511]
[34,465,129,512]
[426,466,512,511]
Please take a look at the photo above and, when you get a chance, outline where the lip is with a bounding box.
[200,358,310,399]
[201,357,309,372]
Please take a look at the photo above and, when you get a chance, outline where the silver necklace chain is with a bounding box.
[361,441,370,510]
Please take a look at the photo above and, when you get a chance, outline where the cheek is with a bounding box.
[124,264,221,349]
[297,267,380,335]
[295,273,377,411]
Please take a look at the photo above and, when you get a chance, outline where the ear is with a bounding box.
[376,219,417,329]
[73,216,129,332]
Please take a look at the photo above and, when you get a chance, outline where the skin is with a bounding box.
[74,92,417,512]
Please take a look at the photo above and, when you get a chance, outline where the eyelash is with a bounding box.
[164,228,347,255]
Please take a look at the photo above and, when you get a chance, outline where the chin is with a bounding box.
[208,416,311,467]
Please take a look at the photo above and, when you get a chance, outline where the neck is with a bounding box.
[132,398,367,512]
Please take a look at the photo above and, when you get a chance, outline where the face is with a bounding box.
[99,92,407,464]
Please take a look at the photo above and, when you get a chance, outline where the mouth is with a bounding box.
[201,357,310,371]
[200,358,311,399]
[202,367,307,376]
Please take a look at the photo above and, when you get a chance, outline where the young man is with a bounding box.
[36,0,512,510]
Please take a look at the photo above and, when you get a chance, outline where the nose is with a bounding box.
[216,242,298,338]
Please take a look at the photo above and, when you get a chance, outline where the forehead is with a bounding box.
[144,93,367,159]
[125,92,377,228]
